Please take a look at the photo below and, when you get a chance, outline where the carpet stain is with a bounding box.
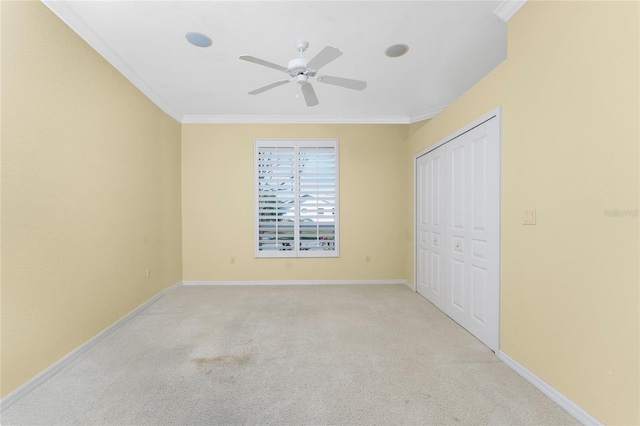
[193,354,252,375]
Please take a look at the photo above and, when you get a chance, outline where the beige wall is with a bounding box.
[0,2,183,397]
[182,123,407,281]
[406,1,639,424]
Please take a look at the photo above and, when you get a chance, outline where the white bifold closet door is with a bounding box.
[416,116,500,352]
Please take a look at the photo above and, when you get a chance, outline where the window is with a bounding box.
[255,139,339,258]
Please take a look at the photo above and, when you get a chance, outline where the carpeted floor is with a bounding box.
[1,284,578,425]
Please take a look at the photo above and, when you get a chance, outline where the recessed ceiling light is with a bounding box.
[385,44,409,58]
[185,32,212,48]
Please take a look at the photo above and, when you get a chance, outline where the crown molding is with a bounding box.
[181,114,413,125]
[42,0,184,122]
[493,0,527,22]
[181,105,448,125]
[408,105,447,124]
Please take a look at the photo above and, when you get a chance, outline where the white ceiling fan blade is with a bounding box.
[317,75,367,91]
[301,83,319,107]
[239,55,289,73]
[306,46,342,71]
[248,79,290,95]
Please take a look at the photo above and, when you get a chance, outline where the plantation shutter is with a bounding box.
[256,145,296,253]
[255,139,339,258]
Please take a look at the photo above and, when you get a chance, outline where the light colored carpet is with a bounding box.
[1,284,578,425]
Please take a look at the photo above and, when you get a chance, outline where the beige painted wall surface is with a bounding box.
[182,124,407,281]
[407,1,639,424]
[1,2,182,397]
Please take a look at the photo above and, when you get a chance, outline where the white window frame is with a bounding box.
[254,139,339,258]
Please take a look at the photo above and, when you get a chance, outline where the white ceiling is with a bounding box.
[43,1,516,124]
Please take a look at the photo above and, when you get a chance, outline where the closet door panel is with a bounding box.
[451,258,465,312]
[467,120,500,351]
[430,251,441,295]
[451,145,466,231]
[445,139,468,323]
[416,150,445,308]
[415,113,500,352]
[471,265,488,324]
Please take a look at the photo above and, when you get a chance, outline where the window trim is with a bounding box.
[254,138,339,258]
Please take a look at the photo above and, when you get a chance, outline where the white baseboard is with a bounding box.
[498,351,602,425]
[0,282,183,413]
[182,279,409,286]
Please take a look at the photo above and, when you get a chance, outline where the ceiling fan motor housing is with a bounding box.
[287,57,310,77]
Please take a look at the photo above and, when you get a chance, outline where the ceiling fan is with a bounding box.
[239,40,367,107]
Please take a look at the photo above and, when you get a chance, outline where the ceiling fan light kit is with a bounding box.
[239,40,367,107]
